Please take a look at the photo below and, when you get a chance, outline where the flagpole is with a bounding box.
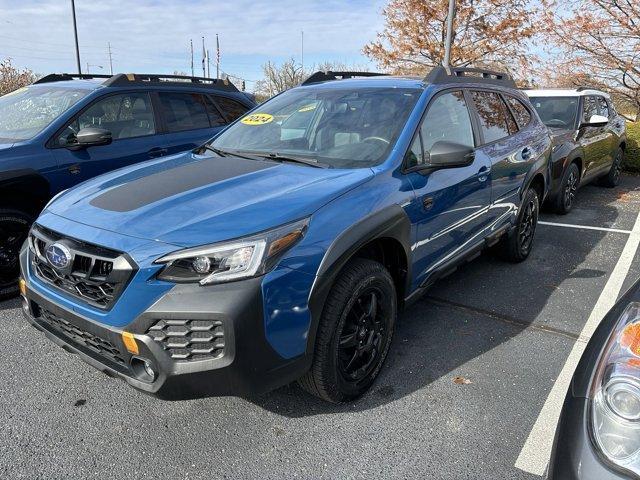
[202,36,206,77]
[216,34,220,80]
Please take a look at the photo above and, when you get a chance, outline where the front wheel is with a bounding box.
[298,258,396,403]
[599,147,623,188]
[555,162,580,214]
[498,188,539,263]
[0,209,33,300]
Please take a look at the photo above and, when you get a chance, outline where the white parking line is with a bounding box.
[515,209,640,476]
[539,220,632,235]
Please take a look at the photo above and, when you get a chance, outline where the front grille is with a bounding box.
[30,225,134,310]
[38,307,126,365]
[147,319,225,361]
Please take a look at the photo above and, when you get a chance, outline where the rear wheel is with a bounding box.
[298,258,396,403]
[0,209,33,301]
[599,147,623,188]
[555,163,580,214]
[498,188,539,263]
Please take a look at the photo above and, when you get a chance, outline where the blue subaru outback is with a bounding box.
[0,73,255,299]
[20,67,551,403]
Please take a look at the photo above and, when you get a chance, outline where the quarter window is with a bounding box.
[159,92,211,132]
[471,91,511,144]
[213,96,249,122]
[57,92,155,145]
[505,96,532,128]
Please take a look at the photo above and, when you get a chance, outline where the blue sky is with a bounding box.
[0,0,387,90]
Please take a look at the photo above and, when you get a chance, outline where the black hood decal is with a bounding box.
[90,156,276,212]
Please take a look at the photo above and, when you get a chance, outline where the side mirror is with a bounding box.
[73,127,112,148]
[581,114,608,128]
[427,141,475,168]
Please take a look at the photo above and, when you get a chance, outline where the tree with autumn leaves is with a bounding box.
[363,0,543,80]
[364,0,640,116]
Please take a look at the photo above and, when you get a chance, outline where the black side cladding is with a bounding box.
[89,156,276,212]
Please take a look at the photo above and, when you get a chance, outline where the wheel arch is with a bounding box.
[0,170,51,214]
[306,204,412,357]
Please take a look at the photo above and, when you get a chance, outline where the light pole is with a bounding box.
[86,63,103,74]
[71,0,81,74]
[443,0,455,67]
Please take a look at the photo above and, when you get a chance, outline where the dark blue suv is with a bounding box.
[20,67,551,403]
[0,73,255,298]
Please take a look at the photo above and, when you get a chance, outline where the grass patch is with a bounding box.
[624,121,640,173]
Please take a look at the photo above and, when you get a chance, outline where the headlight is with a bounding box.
[155,218,309,285]
[591,302,640,476]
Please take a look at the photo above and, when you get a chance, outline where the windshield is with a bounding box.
[0,86,91,142]
[528,96,579,129]
[211,87,421,168]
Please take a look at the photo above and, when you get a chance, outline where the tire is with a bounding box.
[599,147,623,188]
[0,209,33,301]
[555,163,580,214]
[298,258,397,403]
[498,188,539,263]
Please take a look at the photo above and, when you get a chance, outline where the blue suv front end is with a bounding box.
[20,68,551,402]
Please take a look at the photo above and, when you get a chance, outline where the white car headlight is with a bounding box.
[591,302,640,476]
[155,218,308,285]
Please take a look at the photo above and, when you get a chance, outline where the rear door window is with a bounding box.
[159,92,211,132]
[203,97,227,127]
[471,91,511,144]
[212,96,249,122]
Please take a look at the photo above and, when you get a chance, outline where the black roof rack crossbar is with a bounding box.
[34,73,112,84]
[425,66,516,88]
[103,73,239,92]
[34,73,239,92]
[301,71,388,86]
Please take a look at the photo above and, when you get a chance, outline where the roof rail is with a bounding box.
[34,73,239,93]
[103,73,239,92]
[34,73,112,84]
[425,66,516,88]
[575,86,603,92]
[301,71,388,86]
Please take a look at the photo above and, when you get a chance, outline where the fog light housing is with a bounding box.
[131,357,156,382]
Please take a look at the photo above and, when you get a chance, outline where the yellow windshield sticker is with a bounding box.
[241,113,274,125]
[298,103,317,113]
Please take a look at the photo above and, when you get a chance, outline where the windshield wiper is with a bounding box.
[250,152,329,169]
[200,145,263,161]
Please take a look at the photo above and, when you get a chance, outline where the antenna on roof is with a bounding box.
[443,0,456,67]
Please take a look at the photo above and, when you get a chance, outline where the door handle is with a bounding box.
[148,147,168,158]
[521,147,532,161]
[477,165,490,182]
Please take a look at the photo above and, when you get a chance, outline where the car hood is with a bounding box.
[48,152,373,247]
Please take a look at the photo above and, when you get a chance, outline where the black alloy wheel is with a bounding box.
[338,287,388,384]
[0,209,32,300]
[298,258,396,403]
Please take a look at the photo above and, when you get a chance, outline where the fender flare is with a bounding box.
[305,204,412,357]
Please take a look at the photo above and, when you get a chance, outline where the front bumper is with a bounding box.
[20,249,309,400]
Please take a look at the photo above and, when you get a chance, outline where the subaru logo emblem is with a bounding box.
[45,243,72,270]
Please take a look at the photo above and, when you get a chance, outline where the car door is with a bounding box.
[580,95,610,179]
[157,91,228,156]
[468,90,535,226]
[596,96,617,168]
[405,89,492,287]
[51,91,163,189]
